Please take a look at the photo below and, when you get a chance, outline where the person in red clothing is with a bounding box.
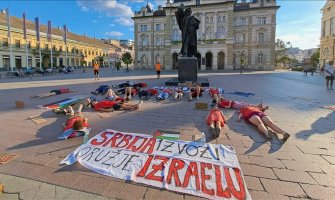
[206,106,226,139]
[189,84,204,100]
[63,114,89,131]
[91,100,141,112]
[138,88,158,100]
[238,105,291,142]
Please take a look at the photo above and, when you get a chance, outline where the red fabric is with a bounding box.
[218,99,232,108]
[63,116,89,131]
[59,88,71,93]
[115,97,125,102]
[162,89,172,94]
[206,109,225,127]
[94,101,116,111]
[240,106,263,118]
[148,89,158,96]
[131,88,138,96]
[209,88,219,98]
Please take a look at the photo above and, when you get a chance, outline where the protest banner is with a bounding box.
[61,129,251,200]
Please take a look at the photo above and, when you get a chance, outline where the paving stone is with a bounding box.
[273,168,316,184]
[300,184,335,200]
[248,156,285,168]
[281,160,323,173]
[260,178,306,197]
[117,183,147,200]
[249,190,290,200]
[71,175,113,195]
[240,164,277,179]
[244,176,263,191]
[0,193,19,200]
[321,155,335,165]
[319,164,335,175]
[309,172,335,187]
[2,177,40,193]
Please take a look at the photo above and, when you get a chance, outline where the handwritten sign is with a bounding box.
[61,129,251,200]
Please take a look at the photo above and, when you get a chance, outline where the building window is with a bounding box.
[258,52,264,62]
[2,38,8,47]
[15,40,20,48]
[222,16,226,22]
[52,45,56,51]
[262,17,266,24]
[88,50,91,55]
[172,18,176,25]
[28,56,32,67]
[3,56,10,70]
[27,41,31,49]
[44,44,49,50]
[156,37,161,46]
[241,17,247,26]
[218,27,225,39]
[172,29,179,41]
[210,17,213,22]
[206,17,209,22]
[140,25,148,32]
[258,33,265,42]
[156,24,161,31]
[59,46,63,52]
[218,16,221,22]
[142,36,148,46]
[331,18,334,35]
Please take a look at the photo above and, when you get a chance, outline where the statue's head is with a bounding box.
[185,7,192,15]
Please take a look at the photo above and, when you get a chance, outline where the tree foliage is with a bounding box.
[310,48,320,67]
[122,52,133,71]
[275,39,291,66]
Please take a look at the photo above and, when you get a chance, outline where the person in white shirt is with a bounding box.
[325,61,335,90]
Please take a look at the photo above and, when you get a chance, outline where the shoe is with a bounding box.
[214,126,221,138]
[196,96,199,100]
[209,127,215,138]
[282,132,291,143]
[264,131,273,139]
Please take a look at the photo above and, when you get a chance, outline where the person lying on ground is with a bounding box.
[91,100,141,112]
[212,94,262,109]
[31,88,75,98]
[116,82,147,95]
[105,88,125,101]
[60,114,90,142]
[237,105,291,142]
[189,84,204,101]
[53,97,94,115]
[174,88,184,101]
[209,88,224,100]
[91,85,111,95]
[138,88,158,100]
[112,81,134,89]
[206,106,226,139]
[157,89,173,101]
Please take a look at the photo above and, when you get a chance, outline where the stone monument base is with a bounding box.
[165,77,209,87]
[178,57,198,82]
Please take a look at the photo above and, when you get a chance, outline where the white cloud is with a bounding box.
[77,0,133,17]
[132,0,145,2]
[110,23,115,27]
[105,31,123,37]
[80,5,89,12]
[115,17,133,27]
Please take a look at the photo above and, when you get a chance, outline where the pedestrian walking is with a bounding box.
[303,65,308,76]
[325,61,335,90]
[93,62,100,80]
[155,62,161,79]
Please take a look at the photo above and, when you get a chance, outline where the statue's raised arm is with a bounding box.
[175,4,185,30]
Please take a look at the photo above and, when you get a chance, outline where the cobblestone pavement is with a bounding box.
[0,69,334,200]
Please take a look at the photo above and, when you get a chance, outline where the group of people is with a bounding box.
[44,81,291,144]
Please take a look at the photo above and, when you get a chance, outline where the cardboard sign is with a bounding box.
[61,129,250,200]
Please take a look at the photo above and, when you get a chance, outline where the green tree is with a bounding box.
[275,39,290,66]
[310,48,320,68]
[121,52,133,71]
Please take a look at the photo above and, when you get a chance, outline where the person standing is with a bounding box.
[155,62,161,79]
[325,61,335,90]
[93,62,100,80]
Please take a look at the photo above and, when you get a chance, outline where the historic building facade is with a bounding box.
[0,12,121,71]
[133,0,279,71]
[320,0,335,66]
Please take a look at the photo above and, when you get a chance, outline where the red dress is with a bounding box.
[206,109,225,127]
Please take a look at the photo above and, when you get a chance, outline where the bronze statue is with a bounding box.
[175,4,200,57]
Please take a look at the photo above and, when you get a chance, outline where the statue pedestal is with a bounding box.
[178,57,197,82]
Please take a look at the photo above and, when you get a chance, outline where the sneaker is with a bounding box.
[282,132,291,143]
[214,126,221,138]
[264,131,273,139]
[208,127,215,138]
[196,96,199,100]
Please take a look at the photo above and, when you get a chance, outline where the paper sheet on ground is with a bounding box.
[60,129,250,200]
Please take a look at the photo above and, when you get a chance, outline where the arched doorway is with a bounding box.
[205,52,212,70]
[217,51,225,70]
[172,53,178,69]
[195,52,201,70]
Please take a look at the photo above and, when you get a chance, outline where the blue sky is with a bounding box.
[0,0,326,49]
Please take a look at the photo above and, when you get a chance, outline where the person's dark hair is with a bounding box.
[73,120,84,131]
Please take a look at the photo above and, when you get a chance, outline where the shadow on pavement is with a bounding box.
[295,111,335,140]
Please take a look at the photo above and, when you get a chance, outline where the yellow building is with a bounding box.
[0,12,119,71]
[320,0,335,66]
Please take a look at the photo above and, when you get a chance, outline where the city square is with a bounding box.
[0,0,334,199]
